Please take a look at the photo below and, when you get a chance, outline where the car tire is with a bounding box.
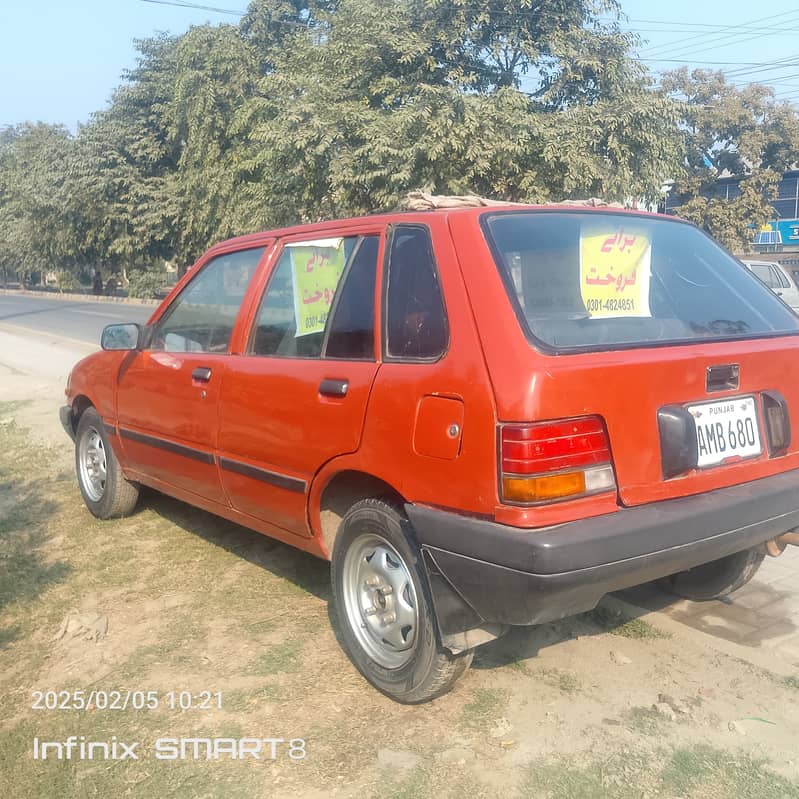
[75,407,139,519]
[659,546,765,601]
[331,498,472,703]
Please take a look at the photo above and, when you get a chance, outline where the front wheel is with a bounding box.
[659,546,764,601]
[331,498,472,703]
[75,407,139,519]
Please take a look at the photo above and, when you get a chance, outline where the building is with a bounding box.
[664,169,799,280]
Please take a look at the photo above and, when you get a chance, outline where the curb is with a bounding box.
[0,288,159,306]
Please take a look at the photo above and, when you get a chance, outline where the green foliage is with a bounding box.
[0,0,795,275]
[663,68,799,251]
[127,265,167,299]
[245,0,682,221]
[54,270,77,293]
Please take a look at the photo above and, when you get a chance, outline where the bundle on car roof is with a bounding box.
[403,190,625,211]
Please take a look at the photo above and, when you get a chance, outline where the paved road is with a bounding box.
[0,293,153,345]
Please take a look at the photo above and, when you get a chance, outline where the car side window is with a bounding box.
[151,247,264,353]
[771,265,790,289]
[251,235,376,359]
[751,264,774,288]
[385,226,449,360]
[324,236,379,359]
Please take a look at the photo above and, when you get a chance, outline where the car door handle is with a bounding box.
[192,367,213,383]
[319,378,349,397]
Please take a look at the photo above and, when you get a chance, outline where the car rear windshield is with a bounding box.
[483,211,799,352]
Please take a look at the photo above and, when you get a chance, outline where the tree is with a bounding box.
[0,123,86,282]
[663,68,799,252]
[164,24,263,262]
[76,34,183,274]
[0,0,687,281]
[242,0,683,224]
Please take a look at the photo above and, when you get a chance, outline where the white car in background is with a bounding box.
[741,259,799,313]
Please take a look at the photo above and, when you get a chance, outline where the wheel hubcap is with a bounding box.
[78,426,107,502]
[341,534,419,669]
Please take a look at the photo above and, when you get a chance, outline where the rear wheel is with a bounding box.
[331,498,472,703]
[75,407,139,519]
[659,546,764,601]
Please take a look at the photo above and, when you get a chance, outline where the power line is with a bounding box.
[139,0,244,15]
[627,16,799,31]
[137,0,799,92]
[641,58,799,67]
[627,24,799,35]
[640,8,799,58]
[722,56,799,80]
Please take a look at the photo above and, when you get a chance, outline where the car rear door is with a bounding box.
[216,228,382,536]
[115,244,268,503]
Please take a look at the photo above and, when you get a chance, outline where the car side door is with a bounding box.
[115,244,268,504]
[217,229,382,537]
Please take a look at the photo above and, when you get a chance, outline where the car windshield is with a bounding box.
[483,211,799,352]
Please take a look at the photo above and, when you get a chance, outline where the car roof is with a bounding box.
[204,204,679,256]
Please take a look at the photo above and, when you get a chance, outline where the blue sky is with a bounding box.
[1,0,798,129]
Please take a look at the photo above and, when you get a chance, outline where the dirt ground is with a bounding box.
[1,357,799,799]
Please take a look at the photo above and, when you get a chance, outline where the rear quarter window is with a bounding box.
[483,211,799,352]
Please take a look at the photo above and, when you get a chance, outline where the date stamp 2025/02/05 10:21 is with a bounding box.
[30,688,308,762]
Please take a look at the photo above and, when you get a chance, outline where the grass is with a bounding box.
[522,746,799,799]
[0,414,343,796]
[385,770,432,799]
[522,751,656,799]
[537,667,580,694]
[660,745,799,799]
[622,706,671,736]
[585,606,671,640]
[0,417,71,665]
[250,638,305,675]
[460,687,508,728]
[3,402,799,797]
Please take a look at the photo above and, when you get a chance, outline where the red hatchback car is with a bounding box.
[61,204,799,702]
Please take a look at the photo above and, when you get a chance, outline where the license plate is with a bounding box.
[687,396,762,468]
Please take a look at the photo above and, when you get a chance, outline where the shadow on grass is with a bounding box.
[471,603,667,671]
[0,625,19,649]
[143,489,331,603]
[0,481,71,625]
[140,490,672,676]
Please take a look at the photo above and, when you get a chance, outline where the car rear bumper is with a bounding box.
[406,469,799,650]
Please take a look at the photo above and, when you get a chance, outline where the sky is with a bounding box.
[1,0,798,129]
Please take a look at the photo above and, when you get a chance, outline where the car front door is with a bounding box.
[115,245,268,504]
[217,230,382,537]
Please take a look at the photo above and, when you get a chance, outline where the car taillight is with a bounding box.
[500,416,616,504]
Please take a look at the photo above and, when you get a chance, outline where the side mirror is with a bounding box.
[101,323,142,351]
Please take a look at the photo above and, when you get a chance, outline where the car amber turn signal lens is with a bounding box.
[500,417,616,505]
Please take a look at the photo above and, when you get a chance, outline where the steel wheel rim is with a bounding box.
[78,426,107,502]
[341,533,419,669]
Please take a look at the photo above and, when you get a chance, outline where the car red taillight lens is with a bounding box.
[500,416,616,504]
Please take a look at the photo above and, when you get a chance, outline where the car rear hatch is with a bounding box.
[524,337,799,506]
[475,208,799,508]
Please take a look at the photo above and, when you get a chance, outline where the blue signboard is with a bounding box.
[776,219,799,243]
